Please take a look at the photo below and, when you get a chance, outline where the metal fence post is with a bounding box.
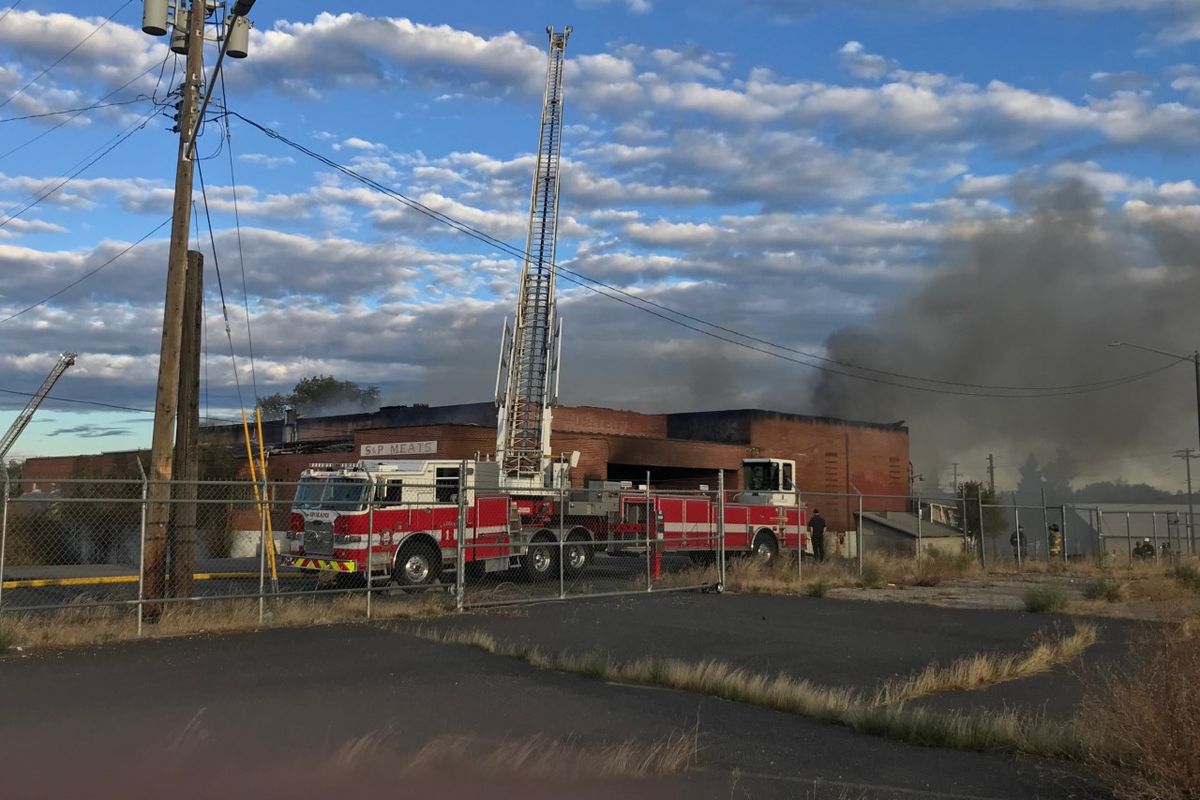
[1060,505,1069,563]
[717,470,726,588]
[915,495,923,561]
[136,463,148,637]
[645,471,652,592]
[558,484,566,600]
[1040,487,1049,562]
[795,487,803,581]
[1152,511,1160,563]
[366,489,375,620]
[1014,504,1022,569]
[977,493,987,570]
[1096,509,1105,566]
[0,468,10,613]
[857,491,864,577]
[1125,512,1133,565]
[258,487,267,626]
[456,460,466,613]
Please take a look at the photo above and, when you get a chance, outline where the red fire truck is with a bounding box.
[279,457,806,586]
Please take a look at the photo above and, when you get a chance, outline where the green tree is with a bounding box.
[5,458,22,483]
[957,480,1006,542]
[256,375,381,420]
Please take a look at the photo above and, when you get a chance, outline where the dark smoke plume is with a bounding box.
[814,180,1199,485]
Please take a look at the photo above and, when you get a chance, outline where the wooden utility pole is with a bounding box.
[170,250,203,599]
[144,0,206,620]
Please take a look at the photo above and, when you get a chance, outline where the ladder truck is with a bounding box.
[0,352,77,466]
[279,29,807,586]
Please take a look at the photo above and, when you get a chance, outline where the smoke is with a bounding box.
[813,180,1199,485]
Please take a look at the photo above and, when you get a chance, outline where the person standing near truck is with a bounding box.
[809,509,827,562]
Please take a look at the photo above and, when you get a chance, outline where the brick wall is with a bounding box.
[554,406,667,438]
[749,414,909,529]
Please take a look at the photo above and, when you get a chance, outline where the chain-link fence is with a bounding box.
[3,468,1198,623]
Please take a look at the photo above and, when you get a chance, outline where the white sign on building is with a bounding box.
[360,440,438,457]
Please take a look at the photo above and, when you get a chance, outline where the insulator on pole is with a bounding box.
[142,0,169,36]
[226,15,250,59]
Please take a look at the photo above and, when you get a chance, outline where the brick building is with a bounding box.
[21,402,909,530]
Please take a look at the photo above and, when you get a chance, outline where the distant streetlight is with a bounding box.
[1109,340,1200,553]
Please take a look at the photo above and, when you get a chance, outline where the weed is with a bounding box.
[0,623,17,656]
[859,560,883,589]
[1081,579,1124,603]
[1080,622,1200,799]
[806,579,830,597]
[1023,586,1068,613]
[1169,563,1200,593]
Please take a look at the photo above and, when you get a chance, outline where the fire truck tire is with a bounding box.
[562,530,592,578]
[522,534,559,582]
[752,530,779,566]
[393,543,441,587]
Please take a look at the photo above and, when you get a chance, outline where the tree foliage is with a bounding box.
[257,375,381,420]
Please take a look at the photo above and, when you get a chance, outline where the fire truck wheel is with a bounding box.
[522,535,558,582]
[393,544,440,587]
[752,530,779,566]
[562,532,592,578]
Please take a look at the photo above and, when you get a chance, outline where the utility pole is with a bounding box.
[142,0,206,619]
[141,0,257,619]
[1175,448,1197,555]
[987,454,995,494]
[170,250,203,599]
[952,462,959,492]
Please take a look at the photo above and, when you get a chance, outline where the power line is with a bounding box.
[221,68,258,402]
[0,54,168,163]
[0,217,170,325]
[0,0,134,110]
[0,97,142,123]
[0,2,25,27]
[0,102,160,229]
[226,110,1177,400]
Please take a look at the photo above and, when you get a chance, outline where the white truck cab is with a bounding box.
[740,458,797,506]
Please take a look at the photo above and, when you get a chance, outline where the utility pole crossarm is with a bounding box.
[0,352,76,462]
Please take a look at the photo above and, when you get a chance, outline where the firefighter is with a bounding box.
[1010,525,1027,561]
[1047,523,1063,560]
[809,508,827,562]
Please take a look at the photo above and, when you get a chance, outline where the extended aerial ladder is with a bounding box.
[0,352,77,463]
[495,25,571,488]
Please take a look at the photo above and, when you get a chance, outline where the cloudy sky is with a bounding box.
[1,0,1199,492]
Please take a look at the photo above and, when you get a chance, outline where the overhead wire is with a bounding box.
[0,97,143,123]
[0,0,134,110]
[196,157,248,417]
[0,216,170,324]
[225,110,1180,400]
[0,53,169,163]
[0,2,25,27]
[0,102,161,229]
[220,68,258,403]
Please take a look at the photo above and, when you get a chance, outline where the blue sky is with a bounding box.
[1,0,1199,491]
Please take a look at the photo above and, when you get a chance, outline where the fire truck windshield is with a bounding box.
[293,477,369,511]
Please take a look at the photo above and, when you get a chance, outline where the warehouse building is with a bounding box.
[23,402,909,532]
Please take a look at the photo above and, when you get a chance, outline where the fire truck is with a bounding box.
[278,30,809,586]
[279,456,806,586]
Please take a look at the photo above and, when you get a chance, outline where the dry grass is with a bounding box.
[872,623,1097,705]
[0,591,453,652]
[703,550,980,597]
[1079,620,1200,799]
[408,622,1095,759]
[330,727,698,781]
[1081,579,1124,603]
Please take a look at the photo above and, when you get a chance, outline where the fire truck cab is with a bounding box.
[740,458,798,505]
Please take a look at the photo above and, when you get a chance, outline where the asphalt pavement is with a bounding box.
[0,593,1115,799]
